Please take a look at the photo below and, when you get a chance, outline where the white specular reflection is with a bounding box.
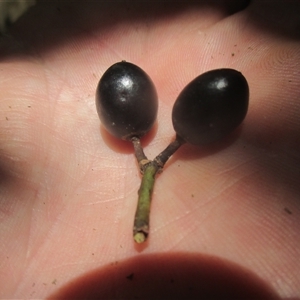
[209,78,228,90]
[121,76,133,89]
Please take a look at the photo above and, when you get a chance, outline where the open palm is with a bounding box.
[1,1,299,299]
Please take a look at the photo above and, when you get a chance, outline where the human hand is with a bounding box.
[1,1,299,299]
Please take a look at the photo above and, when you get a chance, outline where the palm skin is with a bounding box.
[0,1,299,299]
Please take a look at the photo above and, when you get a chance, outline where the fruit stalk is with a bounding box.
[131,137,151,172]
[132,136,185,243]
[133,162,159,243]
[154,135,185,167]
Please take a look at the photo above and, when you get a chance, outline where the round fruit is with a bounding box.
[96,61,158,140]
[172,69,249,146]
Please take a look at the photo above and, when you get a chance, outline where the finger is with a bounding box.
[3,0,251,57]
[247,0,300,38]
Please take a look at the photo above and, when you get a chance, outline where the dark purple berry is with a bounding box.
[172,69,249,146]
[96,61,158,140]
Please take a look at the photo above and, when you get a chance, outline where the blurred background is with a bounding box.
[0,0,36,34]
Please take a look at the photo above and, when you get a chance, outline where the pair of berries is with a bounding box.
[95,61,249,243]
[96,61,249,146]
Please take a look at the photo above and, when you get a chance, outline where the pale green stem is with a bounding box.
[133,162,159,243]
[131,135,185,243]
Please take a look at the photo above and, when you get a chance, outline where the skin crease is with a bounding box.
[0,0,300,298]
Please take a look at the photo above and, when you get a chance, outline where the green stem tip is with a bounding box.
[133,162,158,243]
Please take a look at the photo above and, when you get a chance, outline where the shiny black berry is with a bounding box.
[172,69,249,146]
[96,61,158,140]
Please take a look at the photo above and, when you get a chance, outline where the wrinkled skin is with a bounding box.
[0,0,300,299]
